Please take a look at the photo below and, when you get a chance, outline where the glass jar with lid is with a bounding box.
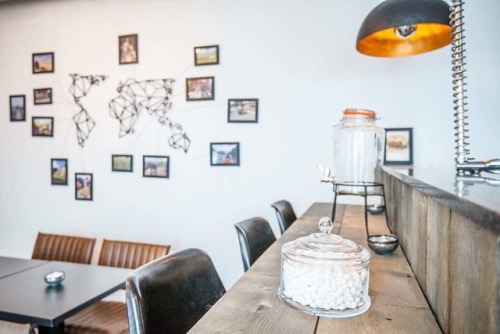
[332,109,384,193]
[278,217,371,318]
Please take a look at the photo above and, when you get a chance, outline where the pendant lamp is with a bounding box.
[356,0,451,57]
[356,0,500,175]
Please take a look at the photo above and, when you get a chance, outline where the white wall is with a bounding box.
[0,0,498,288]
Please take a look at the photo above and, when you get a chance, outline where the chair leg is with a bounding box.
[29,324,37,334]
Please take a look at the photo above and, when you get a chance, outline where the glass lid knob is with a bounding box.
[319,216,333,235]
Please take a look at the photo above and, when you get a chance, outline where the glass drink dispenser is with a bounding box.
[332,109,384,193]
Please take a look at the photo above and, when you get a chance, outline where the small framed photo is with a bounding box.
[51,158,68,185]
[143,155,169,178]
[75,173,93,201]
[34,88,52,105]
[10,95,26,122]
[228,99,258,123]
[32,117,53,137]
[210,142,240,166]
[32,52,54,74]
[384,128,413,165]
[186,76,214,101]
[119,34,138,65]
[194,45,219,66]
[112,154,133,172]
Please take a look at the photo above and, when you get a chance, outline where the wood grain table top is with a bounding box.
[189,203,441,334]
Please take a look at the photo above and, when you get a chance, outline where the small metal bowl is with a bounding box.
[368,235,398,255]
[44,271,65,286]
[367,204,385,215]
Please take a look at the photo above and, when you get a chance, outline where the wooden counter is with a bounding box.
[382,167,500,333]
[189,203,441,334]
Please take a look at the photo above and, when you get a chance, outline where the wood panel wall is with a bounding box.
[382,171,500,334]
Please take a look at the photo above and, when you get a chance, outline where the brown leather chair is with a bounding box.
[125,248,226,334]
[32,232,95,264]
[65,239,170,334]
[234,217,276,272]
[271,200,297,234]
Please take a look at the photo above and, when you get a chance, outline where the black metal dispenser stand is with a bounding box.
[330,181,392,238]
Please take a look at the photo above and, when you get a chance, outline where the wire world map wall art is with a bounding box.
[69,73,108,147]
[109,78,191,153]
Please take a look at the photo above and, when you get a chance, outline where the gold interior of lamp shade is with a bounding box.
[357,23,451,57]
[356,0,451,57]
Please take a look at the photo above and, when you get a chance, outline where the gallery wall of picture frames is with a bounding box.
[11,34,259,201]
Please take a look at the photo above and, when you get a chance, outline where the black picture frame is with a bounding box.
[186,76,214,101]
[119,34,138,65]
[384,128,413,165]
[210,142,240,166]
[194,45,219,66]
[34,88,52,105]
[75,173,93,201]
[51,158,68,185]
[32,116,54,137]
[32,52,54,74]
[112,155,133,172]
[143,155,169,178]
[10,95,26,122]
[228,99,258,123]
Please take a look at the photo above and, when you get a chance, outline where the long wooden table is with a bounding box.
[189,203,441,333]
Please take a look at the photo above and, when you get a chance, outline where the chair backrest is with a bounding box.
[234,217,276,272]
[125,248,226,334]
[271,200,297,234]
[98,239,171,269]
[32,232,96,264]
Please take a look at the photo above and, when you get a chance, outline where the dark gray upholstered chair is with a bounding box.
[234,217,276,272]
[65,239,171,334]
[271,200,297,234]
[125,248,226,334]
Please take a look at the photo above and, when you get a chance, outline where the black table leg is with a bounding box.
[38,322,64,334]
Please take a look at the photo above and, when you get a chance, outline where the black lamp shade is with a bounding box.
[357,0,451,57]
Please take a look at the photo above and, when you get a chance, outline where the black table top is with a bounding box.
[0,256,48,279]
[0,261,132,327]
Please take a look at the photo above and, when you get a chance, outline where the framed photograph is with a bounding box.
[228,99,258,123]
[112,155,133,172]
[32,117,53,137]
[194,45,219,66]
[210,142,240,166]
[32,52,54,74]
[186,76,214,101]
[384,128,413,165]
[119,34,138,65]
[51,158,68,185]
[34,88,52,105]
[75,173,93,201]
[143,155,169,178]
[10,95,26,122]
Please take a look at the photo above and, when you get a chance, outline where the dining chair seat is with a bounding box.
[234,217,276,272]
[65,239,170,334]
[64,301,128,334]
[271,200,297,234]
